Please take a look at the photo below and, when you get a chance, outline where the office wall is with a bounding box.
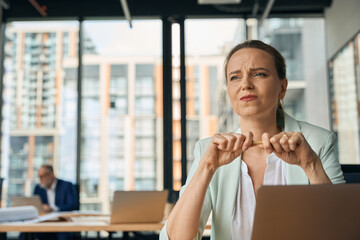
[303,20,329,129]
[325,0,360,58]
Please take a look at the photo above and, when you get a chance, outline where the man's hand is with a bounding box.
[42,204,53,212]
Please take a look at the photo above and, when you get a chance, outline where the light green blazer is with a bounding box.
[160,113,345,240]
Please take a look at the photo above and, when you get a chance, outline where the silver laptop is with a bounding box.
[251,184,360,240]
[110,190,169,224]
[11,195,44,213]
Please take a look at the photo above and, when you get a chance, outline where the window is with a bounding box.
[329,32,360,164]
[83,65,100,97]
[135,119,155,136]
[1,21,79,207]
[135,97,155,115]
[81,20,162,212]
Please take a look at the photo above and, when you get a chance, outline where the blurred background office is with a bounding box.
[0,0,359,217]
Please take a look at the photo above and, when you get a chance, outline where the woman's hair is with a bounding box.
[224,40,286,129]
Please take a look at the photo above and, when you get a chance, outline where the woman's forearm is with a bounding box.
[303,156,331,184]
[166,160,215,240]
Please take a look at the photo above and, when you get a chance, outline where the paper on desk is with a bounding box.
[70,215,109,223]
[24,212,62,223]
[0,206,38,222]
[0,206,62,224]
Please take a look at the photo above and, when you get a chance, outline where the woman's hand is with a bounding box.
[202,132,253,173]
[260,131,317,169]
[260,131,331,184]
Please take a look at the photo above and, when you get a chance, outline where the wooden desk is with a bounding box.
[0,214,210,239]
[0,215,164,240]
[0,222,164,233]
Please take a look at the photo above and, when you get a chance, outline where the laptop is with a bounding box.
[110,190,169,224]
[11,195,44,213]
[251,184,360,240]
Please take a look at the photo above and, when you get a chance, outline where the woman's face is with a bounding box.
[226,48,287,120]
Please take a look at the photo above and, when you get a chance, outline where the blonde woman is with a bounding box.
[160,40,344,240]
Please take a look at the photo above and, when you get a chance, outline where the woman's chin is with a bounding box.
[237,109,262,118]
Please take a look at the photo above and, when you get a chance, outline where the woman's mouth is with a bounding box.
[240,95,258,102]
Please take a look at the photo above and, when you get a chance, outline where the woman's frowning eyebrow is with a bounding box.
[228,67,271,77]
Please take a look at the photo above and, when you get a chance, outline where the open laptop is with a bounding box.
[110,190,168,224]
[11,195,44,213]
[251,184,360,240]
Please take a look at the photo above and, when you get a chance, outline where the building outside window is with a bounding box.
[1,22,80,206]
[1,20,162,212]
[77,20,163,212]
[328,32,360,164]
[0,18,330,211]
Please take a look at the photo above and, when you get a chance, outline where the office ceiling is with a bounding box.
[4,0,332,21]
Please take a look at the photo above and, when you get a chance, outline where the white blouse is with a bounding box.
[231,153,287,240]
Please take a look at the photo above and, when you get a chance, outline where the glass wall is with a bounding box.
[80,20,162,212]
[0,16,332,208]
[1,21,79,206]
[0,19,163,212]
[329,32,360,164]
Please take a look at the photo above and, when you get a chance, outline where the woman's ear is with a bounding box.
[279,78,288,99]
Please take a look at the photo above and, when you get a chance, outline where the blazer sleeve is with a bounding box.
[319,132,345,184]
[160,141,212,240]
[34,184,48,204]
[56,181,78,211]
[34,185,40,195]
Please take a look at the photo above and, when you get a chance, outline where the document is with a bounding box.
[0,206,61,224]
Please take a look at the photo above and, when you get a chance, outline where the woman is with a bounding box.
[160,40,344,240]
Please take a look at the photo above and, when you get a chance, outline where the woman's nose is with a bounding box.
[241,75,253,89]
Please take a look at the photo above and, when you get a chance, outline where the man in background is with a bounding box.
[35,164,78,212]
[33,164,79,240]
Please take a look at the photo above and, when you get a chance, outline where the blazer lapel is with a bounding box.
[42,188,49,204]
[227,129,242,216]
[54,179,61,205]
[214,153,241,239]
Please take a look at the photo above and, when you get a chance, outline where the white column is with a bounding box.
[124,62,135,190]
[99,63,109,212]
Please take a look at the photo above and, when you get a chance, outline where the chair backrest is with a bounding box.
[341,165,360,183]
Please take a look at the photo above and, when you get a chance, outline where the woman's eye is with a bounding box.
[230,76,239,81]
[254,72,267,77]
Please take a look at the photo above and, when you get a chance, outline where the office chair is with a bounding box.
[341,165,360,183]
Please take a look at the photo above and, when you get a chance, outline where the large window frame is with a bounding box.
[328,30,360,164]
[0,15,332,205]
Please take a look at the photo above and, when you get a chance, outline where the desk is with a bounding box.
[0,214,211,239]
[0,215,164,240]
[0,222,164,232]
